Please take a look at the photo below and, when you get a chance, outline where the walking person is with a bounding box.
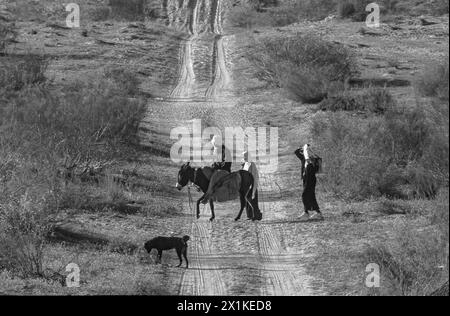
[241,151,263,221]
[295,144,323,221]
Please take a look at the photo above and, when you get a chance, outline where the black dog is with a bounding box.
[144,236,190,268]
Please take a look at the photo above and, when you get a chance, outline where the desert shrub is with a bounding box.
[364,195,449,295]
[89,6,112,22]
[229,0,336,29]
[58,175,131,213]
[337,0,376,21]
[0,54,49,91]
[284,66,330,103]
[0,22,16,55]
[104,67,141,96]
[433,0,450,14]
[267,0,336,26]
[227,4,274,29]
[0,71,146,278]
[248,33,357,103]
[337,1,356,18]
[0,190,54,278]
[319,87,396,114]
[415,59,449,101]
[4,80,144,153]
[311,101,448,199]
[109,0,145,21]
[374,198,410,216]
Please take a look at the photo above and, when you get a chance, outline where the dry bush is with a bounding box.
[229,0,336,29]
[248,33,357,103]
[109,0,146,21]
[284,67,330,103]
[5,80,144,154]
[0,174,56,278]
[415,59,449,101]
[89,6,112,22]
[337,0,373,21]
[0,54,48,91]
[319,87,396,114]
[311,101,448,199]
[374,198,410,216]
[0,22,16,55]
[227,5,274,29]
[365,194,449,295]
[0,59,145,279]
[433,0,450,14]
[104,67,141,96]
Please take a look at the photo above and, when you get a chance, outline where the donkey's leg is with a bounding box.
[235,194,246,221]
[196,194,205,219]
[209,200,215,221]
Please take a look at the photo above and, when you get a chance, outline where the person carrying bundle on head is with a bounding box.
[295,144,323,222]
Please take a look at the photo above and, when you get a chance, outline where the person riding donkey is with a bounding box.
[204,135,240,203]
[241,151,262,221]
[295,144,324,222]
[211,135,232,173]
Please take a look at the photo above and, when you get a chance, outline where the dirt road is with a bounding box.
[139,0,318,296]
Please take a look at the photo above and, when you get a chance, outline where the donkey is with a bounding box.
[176,162,254,221]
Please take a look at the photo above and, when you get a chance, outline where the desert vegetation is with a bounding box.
[312,57,448,295]
[229,0,450,29]
[247,33,358,103]
[1,0,448,296]
[0,45,147,283]
[246,8,448,293]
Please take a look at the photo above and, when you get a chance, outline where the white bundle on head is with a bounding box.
[303,144,310,160]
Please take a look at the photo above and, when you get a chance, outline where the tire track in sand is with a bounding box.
[257,172,313,296]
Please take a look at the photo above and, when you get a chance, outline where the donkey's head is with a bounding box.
[176,162,194,190]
